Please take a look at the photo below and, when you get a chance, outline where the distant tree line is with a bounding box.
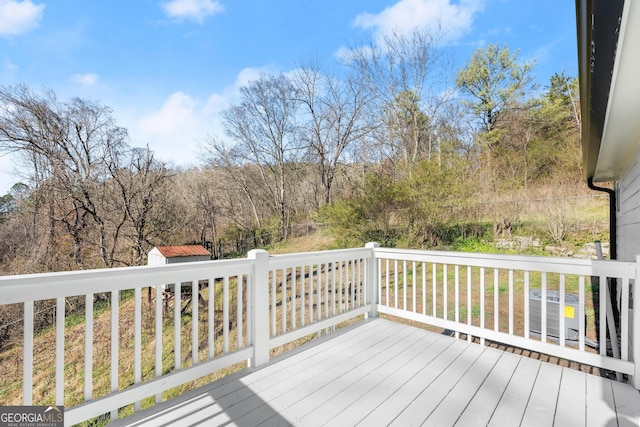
[0,31,583,274]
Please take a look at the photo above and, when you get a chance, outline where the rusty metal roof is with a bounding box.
[154,245,211,258]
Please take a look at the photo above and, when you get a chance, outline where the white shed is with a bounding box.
[148,245,211,293]
[148,245,211,265]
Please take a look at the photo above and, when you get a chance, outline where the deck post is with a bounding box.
[365,242,380,318]
[249,249,270,367]
[632,255,640,389]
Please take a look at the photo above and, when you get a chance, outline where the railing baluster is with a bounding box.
[403,260,407,311]
[541,273,547,343]
[432,263,437,316]
[579,275,585,351]
[56,297,65,407]
[208,279,214,359]
[246,275,252,354]
[307,264,314,325]
[377,259,382,309]
[223,276,229,354]
[467,266,472,342]
[318,263,323,321]
[524,271,530,339]
[349,260,354,311]
[422,262,427,316]
[302,265,307,320]
[332,262,336,331]
[23,301,33,405]
[315,264,321,335]
[357,259,362,308]
[480,267,485,346]
[134,287,142,412]
[191,281,198,364]
[292,267,297,330]
[271,271,277,336]
[112,290,121,419]
[494,269,499,331]
[385,259,390,308]
[281,269,286,335]
[559,275,566,347]
[455,265,460,339]
[85,294,93,401]
[412,261,417,313]
[444,264,448,320]
[508,270,514,335]
[336,263,341,313]
[325,263,329,322]
[238,275,243,349]
[155,285,163,404]
[174,283,181,370]
[394,260,398,309]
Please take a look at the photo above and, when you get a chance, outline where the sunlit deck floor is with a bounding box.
[113,318,640,427]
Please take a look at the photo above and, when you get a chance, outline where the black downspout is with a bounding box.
[587,177,618,348]
[587,177,616,260]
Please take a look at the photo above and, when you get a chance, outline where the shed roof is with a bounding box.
[154,245,211,258]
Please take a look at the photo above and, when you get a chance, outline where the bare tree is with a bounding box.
[292,59,370,205]
[343,28,454,169]
[207,73,302,239]
[0,85,129,269]
[110,147,171,265]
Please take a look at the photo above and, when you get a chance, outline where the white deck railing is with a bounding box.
[0,244,638,426]
[372,248,639,382]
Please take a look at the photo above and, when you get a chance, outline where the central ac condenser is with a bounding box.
[529,290,580,340]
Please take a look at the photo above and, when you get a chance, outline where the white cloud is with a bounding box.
[139,92,198,134]
[129,67,269,167]
[353,0,484,43]
[161,0,224,24]
[0,0,45,35]
[234,67,264,87]
[134,92,203,166]
[71,73,99,86]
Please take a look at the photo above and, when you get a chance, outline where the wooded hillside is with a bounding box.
[0,33,600,275]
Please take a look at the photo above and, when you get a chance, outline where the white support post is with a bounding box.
[365,242,380,318]
[249,249,270,367]
[632,255,640,389]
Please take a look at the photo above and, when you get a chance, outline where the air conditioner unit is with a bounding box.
[529,290,580,340]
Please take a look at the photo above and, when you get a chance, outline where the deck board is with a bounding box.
[586,374,617,427]
[521,362,563,426]
[114,318,640,427]
[454,350,521,426]
[423,344,502,426]
[553,366,586,427]
[356,338,471,426]
[489,356,540,426]
[290,327,443,426]
[388,343,486,425]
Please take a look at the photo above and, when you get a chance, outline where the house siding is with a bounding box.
[617,155,640,261]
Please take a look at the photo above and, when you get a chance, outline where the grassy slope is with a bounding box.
[0,208,608,422]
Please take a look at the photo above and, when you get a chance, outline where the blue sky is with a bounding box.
[0,0,578,195]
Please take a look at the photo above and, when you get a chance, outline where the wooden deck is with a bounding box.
[112,318,640,427]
